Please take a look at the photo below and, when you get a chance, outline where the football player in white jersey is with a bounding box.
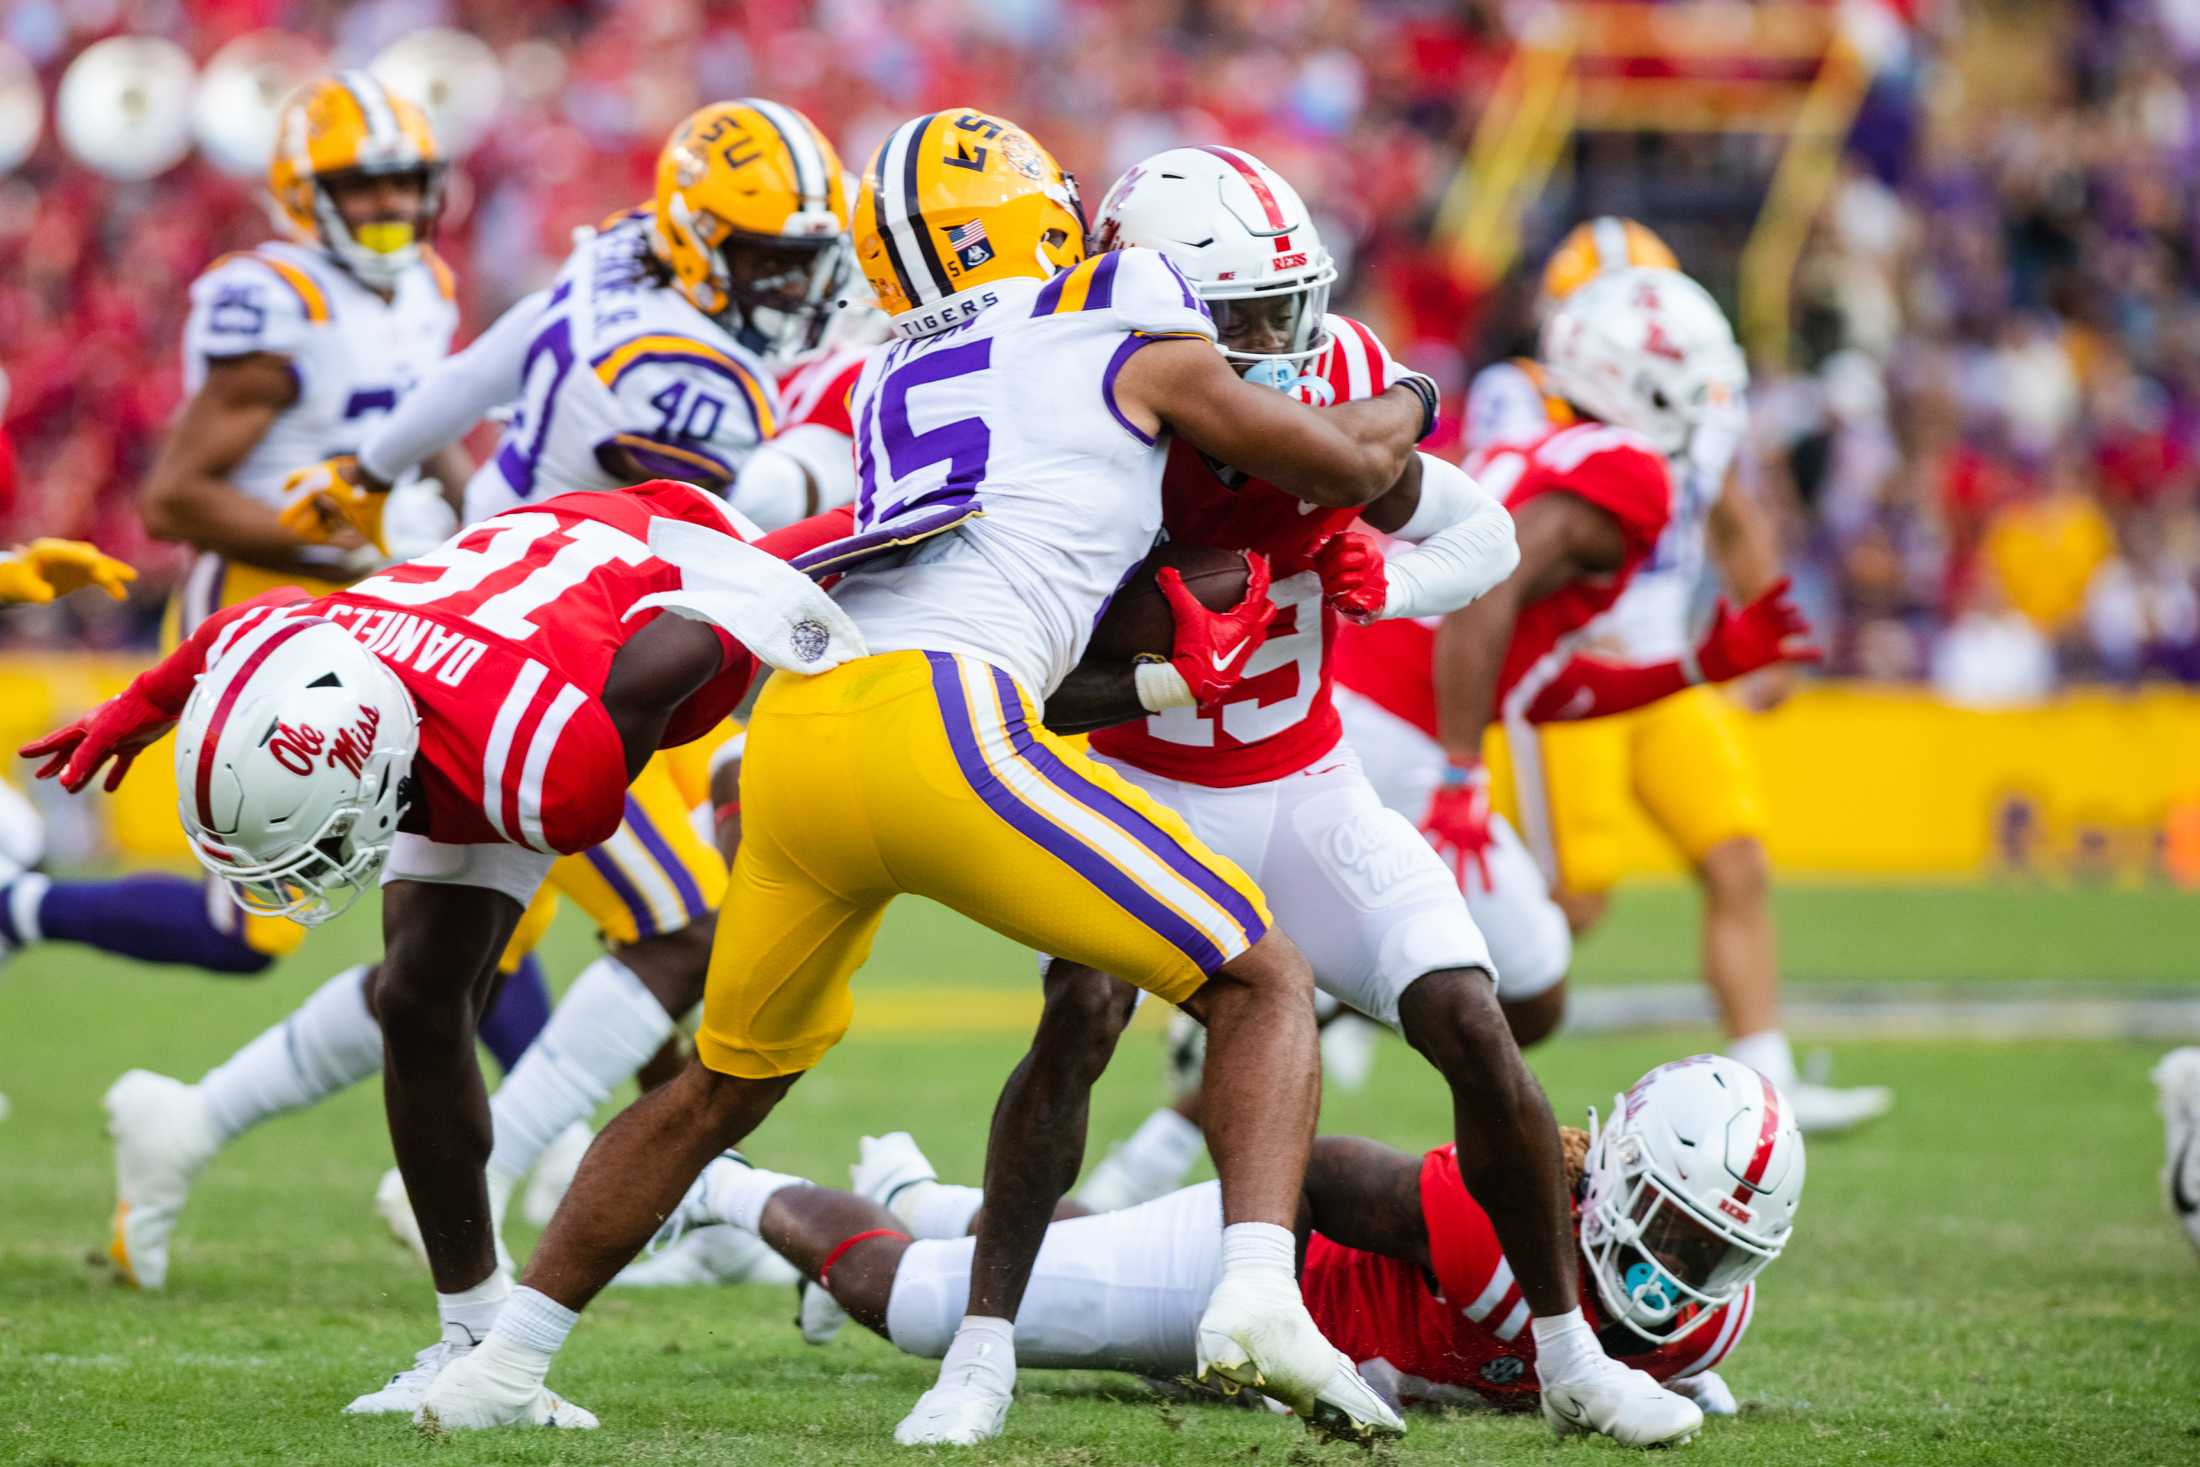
[424,107,1441,1448]
[0,73,464,980]
[1438,219,1890,1134]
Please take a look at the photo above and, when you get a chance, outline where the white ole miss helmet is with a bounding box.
[1539,266,1747,458]
[172,612,419,926]
[1580,1054,1805,1346]
[1093,144,1339,373]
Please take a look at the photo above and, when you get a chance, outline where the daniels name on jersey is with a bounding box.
[1090,314,1400,787]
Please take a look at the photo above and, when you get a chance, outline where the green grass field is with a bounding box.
[3,882,2196,1466]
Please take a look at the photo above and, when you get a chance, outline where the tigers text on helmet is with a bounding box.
[1539,216,1678,309]
[269,72,445,292]
[854,109,1085,338]
[651,99,852,362]
[1538,266,1747,458]
[1093,145,1338,372]
[171,611,419,927]
[1579,1054,1805,1346]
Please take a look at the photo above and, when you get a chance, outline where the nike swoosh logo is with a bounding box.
[1549,1396,1589,1424]
[2174,1130,2198,1216]
[1212,640,1247,672]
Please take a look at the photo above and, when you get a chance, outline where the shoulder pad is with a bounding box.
[1030,248,1215,340]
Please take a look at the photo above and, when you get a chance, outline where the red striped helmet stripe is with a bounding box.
[1197,145,1288,229]
[1731,1071,1783,1203]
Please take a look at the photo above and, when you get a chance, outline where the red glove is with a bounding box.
[1311,531,1389,623]
[1420,762,1495,893]
[21,684,178,794]
[1157,551,1277,705]
[1690,577,1822,685]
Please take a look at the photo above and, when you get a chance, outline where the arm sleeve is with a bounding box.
[1521,653,1689,723]
[1379,453,1521,619]
[732,423,857,530]
[183,258,311,366]
[357,289,551,483]
[1107,249,1218,340]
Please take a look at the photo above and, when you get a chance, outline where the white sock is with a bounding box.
[437,1267,512,1348]
[494,1284,579,1361]
[200,966,381,1143]
[698,1159,810,1234]
[1074,1107,1204,1213]
[7,871,49,941]
[935,1314,1016,1394]
[485,957,672,1188]
[891,1181,985,1239]
[1726,1029,1799,1091]
[1531,1307,1605,1382]
[1218,1221,1296,1283]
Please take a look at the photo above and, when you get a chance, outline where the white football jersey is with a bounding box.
[182,240,458,505]
[830,247,1216,698]
[463,211,781,522]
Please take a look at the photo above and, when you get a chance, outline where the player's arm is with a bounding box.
[1431,491,1630,760]
[1114,337,1431,509]
[1522,578,1819,723]
[1704,469,1798,710]
[1301,1136,1430,1271]
[598,615,736,781]
[360,288,548,490]
[1045,554,1279,735]
[139,355,353,575]
[1318,453,1520,623]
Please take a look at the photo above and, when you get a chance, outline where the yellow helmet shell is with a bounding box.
[268,71,439,246]
[652,99,851,324]
[854,109,1085,334]
[1540,217,1678,306]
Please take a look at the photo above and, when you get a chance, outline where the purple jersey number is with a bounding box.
[858,337,992,528]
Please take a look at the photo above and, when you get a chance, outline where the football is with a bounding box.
[1086,540,1254,662]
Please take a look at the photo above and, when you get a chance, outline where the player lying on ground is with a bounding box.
[422,109,1439,1448]
[661,1053,1797,1438]
[20,479,861,1421]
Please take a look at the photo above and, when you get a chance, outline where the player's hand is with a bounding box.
[0,540,138,604]
[1159,552,1276,705]
[1311,532,1389,623]
[20,685,177,794]
[1420,762,1495,892]
[1691,577,1821,685]
[278,455,390,555]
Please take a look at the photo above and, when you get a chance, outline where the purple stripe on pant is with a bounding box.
[623,793,710,921]
[583,844,661,940]
[923,651,1226,973]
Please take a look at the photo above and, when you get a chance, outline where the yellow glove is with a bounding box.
[0,540,138,604]
[278,455,389,555]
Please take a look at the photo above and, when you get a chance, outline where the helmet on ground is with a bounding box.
[1580,1054,1805,1345]
[1540,216,1678,307]
[1539,266,1747,457]
[269,72,444,290]
[854,109,1084,337]
[652,99,852,361]
[1093,144,1338,373]
[172,613,419,927]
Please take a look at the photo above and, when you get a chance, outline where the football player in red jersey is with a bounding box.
[19,480,862,1423]
[633,1054,1800,1433]
[990,147,1708,1448]
[1331,266,1818,1048]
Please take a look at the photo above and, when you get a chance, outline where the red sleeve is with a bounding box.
[1418,1146,1514,1316]
[757,505,857,563]
[785,355,864,437]
[138,588,315,712]
[1533,435,1671,556]
[1523,653,1689,723]
[1319,316,1396,403]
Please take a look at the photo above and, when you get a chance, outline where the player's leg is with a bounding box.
[1466,814,1575,1046]
[0,870,290,974]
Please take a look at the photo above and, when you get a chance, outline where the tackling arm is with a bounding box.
[598,614,735,781]
[1300,1136,1430,1271]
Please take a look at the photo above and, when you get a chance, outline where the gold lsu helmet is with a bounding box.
[1539,216,1678,307]
[269,72,443,291]
[854,109,1085,336]
[653,99,852,361]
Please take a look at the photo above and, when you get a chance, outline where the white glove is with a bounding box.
[1665,1370,1738,1416]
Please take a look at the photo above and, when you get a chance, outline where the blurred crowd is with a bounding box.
[3,0,2198,698]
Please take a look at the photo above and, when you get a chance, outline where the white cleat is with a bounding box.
[345,1338,469,1415]
[102,1070,219,1290]
[1194,1275,1405,1443]
[374,1167,429,1268]
[2153,1047,2200,1258]
[893,1374,1013,1446]
[799,1279,848,1345]
[415,1341,597,1431]
[852,1131,936,1208]
[1666,1368,1738,1417]
[1542,1356,1704,1447]
[521,1121,593,1228]
[1787,1080,1895,1135]
[612,1223,799,1287]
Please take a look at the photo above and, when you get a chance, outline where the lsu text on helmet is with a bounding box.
[172,612,419,927]
[1093,144,1339,373]
[1539,265,1747,458]
[269,71,444,291]
[854,109,1085,338]
[1580,1054,1805,1346]
[652,99,852,362]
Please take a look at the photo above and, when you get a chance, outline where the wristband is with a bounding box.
[1133,656,1196,712]
[1391,372,1441,442]
[1439,760,1489,790]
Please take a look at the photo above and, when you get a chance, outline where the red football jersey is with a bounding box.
[775,343,873,440]
[1088,316,1397,787]
[1300,1146,1752,1409]
[169,481,767,855]
[1328,422,1671,742]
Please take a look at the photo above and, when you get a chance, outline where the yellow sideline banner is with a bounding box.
[2,655,2195,879]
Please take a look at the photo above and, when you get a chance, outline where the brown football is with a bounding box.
[1087,540,1254,662]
